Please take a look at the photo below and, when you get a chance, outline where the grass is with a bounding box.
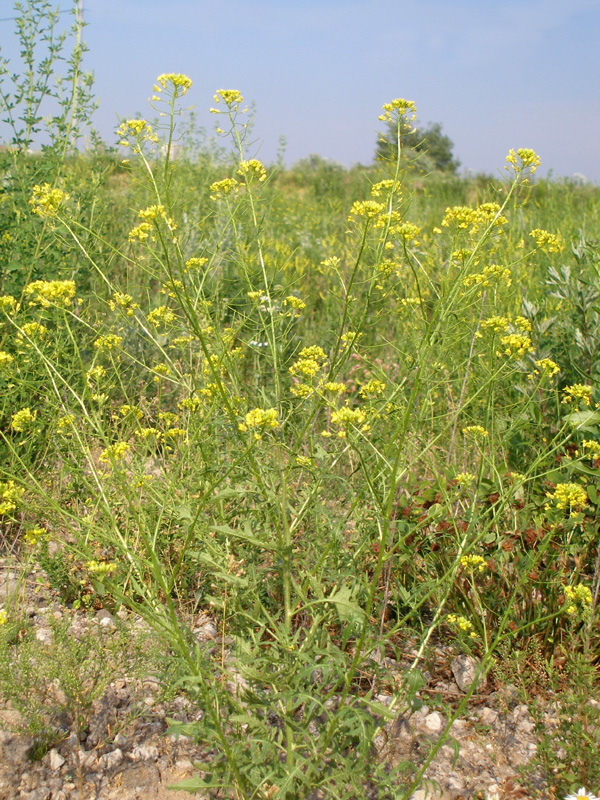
[1,6,600,798]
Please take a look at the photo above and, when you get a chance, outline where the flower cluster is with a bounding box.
[211,89,244,111]
[562,384,592,406]
[546,482,588,512]
[330,405,368,437]
[87,560,118,577]
[563,583,593,621]
[463,425,488,439]
[155,73,192,96]
[533,358,560,377]
[11,407,36,432]
[529,228,562,253]
[348,200,385,221]
[460,554,487,574]
[499,332,533,357]
[147,305,177,328]
[100,442,131,463]
[359,379,386,398]
[239,407,279,439]
[463,265,512,292]
[442,203,506,235]
[24,280,76,308]
[237,159,267,183]
[0,480,24,516]
[378,98,417,124]
[210,178,239,200]
[505,148,541,173]
[109,292,138,317]
[30,183,69,217]
[447,614,477,638]
[94,334,123,352]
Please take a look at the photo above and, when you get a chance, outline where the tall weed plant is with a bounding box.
[1,19,600,798]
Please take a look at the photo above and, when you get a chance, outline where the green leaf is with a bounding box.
[328,584,366,627]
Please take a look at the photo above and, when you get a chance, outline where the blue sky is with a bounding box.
[1,0,599,180]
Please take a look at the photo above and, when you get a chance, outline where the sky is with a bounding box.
[1,0,599,181]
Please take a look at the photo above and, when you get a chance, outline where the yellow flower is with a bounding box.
[0,295,18,314]
[24,527,47,546]
[460,554,487,574]
[11,407,36,432]
[24,280,76,308]
[379,98,417,124]
[0,351,14,369]
[505,148,541,173]
[185,257,208,271]
[348,200,385,221]
[529,228,562,253]
[463,425,488,438]
[155,73,192,96]
[100,442,131,463]
[533,358,560,377]
[0,610,7,625]
[480,316,510,334]
[109,292,138,316]
[447,614,477,637]
[93,334,123,352]
[546,482,588,512]
[562,384,592,406]
[86,560,117,577]
[243,408,279,430]
[147,306,177,327]
[563,583,593,621]
[210,178,239,199]
[285,295,306,310]
[0,480,24,515]
[499,332,533,357]
[30,183,69,216]
[237,159,267,183]
[212,89,244,107]
[359,379,386,398]
[331,405,367,428]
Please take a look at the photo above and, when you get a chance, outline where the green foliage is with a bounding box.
[376,119,460,174]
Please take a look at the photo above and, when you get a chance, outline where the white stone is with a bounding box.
[130,744,159,761]
[49,748,65,771]
[451,654,484,693]
[423,711,444,733]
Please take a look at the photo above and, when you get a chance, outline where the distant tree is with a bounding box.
[376,120,460,174]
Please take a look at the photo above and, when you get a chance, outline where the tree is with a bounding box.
[376,120,460,174]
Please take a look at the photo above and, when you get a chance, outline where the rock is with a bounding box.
[478,707,499,726]
[451,654,485,693]
[49,748,65,771]
[99,748,123,770]
[96,609,116,629]
[422,711,444,733]
[130,744,159,761]
[24,789,50,800]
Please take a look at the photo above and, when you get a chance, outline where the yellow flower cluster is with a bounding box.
[480,315,510,333]
[564,583,593,620]
[529,228,562,253]
[100,442,131,463]
[24,527,47,546]
[185,257,208,271]
[499,332,533,357]
[0,609,7,626]
[533,358,560,377]
[583,440,600,456]
[239,407,279,438]
[30,183,69,217]
[211,89,244,109]
[546,482,588,512]
[460,554,487,573]
[0,351,14,369]
[463,425,488,438]
[447,614,477,638]
[109,292,138,316]
[330,405,367,437]
[93,334,123,352]
[348,200,385,221]
[562,384,592,406]
[210,178,239,199]
[323,382,346,394]
[57,414,75,430]
[0,295,18,314]
[378,98,417,124]
[117,118,159,147]
[370,179,401,197]
[505,148,541,173]
[442,203,506,235]
[24,280,76,308]
[155,73,192,96]
[285,295,306,310]
[456,472,476,486]
[0,480,24,515]
[11,407,36,432]
[359,379,386,398]
[86,560,117,577]
[463,265,512,291]
[147,305,176,327]
[18,322,47,341]
[237,159,267,183]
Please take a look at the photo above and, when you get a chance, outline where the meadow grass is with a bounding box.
[2,12,600,797]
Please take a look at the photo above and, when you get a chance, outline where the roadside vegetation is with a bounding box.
[1,2,600,798]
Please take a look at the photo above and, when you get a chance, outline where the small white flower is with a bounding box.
[565,789,599,800]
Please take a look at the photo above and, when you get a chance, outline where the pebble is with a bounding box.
[49,748,65,771]
[130,744,160,761]
[423,711,444,733]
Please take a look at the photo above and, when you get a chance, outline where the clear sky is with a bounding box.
[2,0,599,181]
